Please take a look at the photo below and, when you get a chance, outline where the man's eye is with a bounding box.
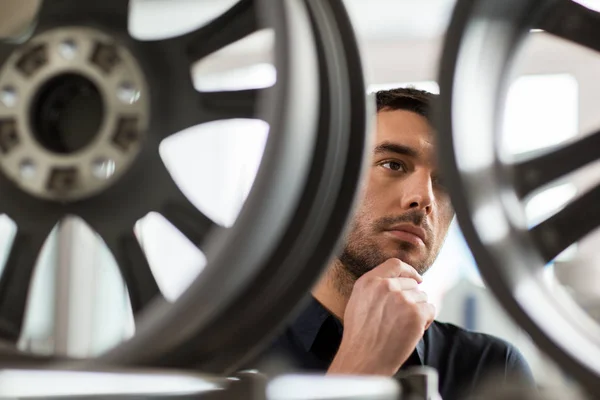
[381,161,405,172]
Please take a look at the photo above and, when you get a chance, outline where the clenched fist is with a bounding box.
[328,258,435,376]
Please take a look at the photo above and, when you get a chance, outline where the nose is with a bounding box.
[401,171,433,214]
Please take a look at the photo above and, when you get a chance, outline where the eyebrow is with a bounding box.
[373,141,419,158]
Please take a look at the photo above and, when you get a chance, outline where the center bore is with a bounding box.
[31,73,104,154]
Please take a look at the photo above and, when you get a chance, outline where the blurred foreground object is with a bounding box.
[437,0,600,396]
[0,0,40,40]
[0,0,600,399]
[0,0,368,373]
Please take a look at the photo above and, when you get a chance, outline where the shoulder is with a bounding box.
[429,321,534,382]
[431,320,514,350]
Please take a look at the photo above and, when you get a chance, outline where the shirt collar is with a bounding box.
[415,337,425,364]
[290,296,333,352]
[290,296,426,365]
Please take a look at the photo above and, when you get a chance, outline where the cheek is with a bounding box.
[362,176,389,210]
[349,194,377,233]
[434,201,454,236]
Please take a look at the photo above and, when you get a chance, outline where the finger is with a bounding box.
[420,303,436,330]
[368,258,423,283]
[397,262,423,283]
[386,277,419,291]
[403,289,428,303]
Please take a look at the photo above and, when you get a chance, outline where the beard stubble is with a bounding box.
[336,209,436,292]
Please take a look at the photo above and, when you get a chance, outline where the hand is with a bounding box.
[328,258,435,376]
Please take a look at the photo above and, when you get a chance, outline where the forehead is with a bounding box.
[375,110,435,157]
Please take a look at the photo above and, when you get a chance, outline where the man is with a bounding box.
[245,88,534,400]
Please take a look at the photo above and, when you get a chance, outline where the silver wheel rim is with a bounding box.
[438,0,600,392]
[0,0,368,373]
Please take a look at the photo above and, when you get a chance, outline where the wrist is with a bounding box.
[327,346,398,376]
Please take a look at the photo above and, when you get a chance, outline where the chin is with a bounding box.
[387,248,426,269]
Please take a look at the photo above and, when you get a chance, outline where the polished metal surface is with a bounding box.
[0,0,368,375]
[0,368,224,397]
[0,368,404,400]
[266,375,400,400]
[4,0,598,398]
[437,0,600,394]
[0,0,40,40]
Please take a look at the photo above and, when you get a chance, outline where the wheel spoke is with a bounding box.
[95,227,163,314]
[530,183,600,263]
[536,0,600,53]
[166,89,262,136]
[160,188,217,251]
[178,0,257,62]
[513,128,600,197]
[36,0,130,32]
[0,42,17,70]
[0,224,52,341]
[198,89,261,123]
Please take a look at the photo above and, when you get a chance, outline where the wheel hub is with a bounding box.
[32,73,104,154]
[0,27,149,201]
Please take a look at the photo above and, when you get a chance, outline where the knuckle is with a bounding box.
[428,304,437,317]
[396,291,411,305]
[382,279,393,291]
[407,303,422,318]
[406,265,419,277]
[354,276,370,290]
[420,305,435,320]
[353,275,364,286]
[403,278,418,289]
[389,258,405,271]
[378,279,393,294]
[387,257,402,266]
[397,261,410,271]
[358,274,375,285]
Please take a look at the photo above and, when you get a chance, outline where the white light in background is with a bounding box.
[501,74,579,262]
[525,183,579,263]
[129,0,238,40]
[473,202,510,244]
[502,74,578,157]
[525,183,578,227]
[192,28,275,91]
[267,374,399,400]
[343,0,455,40]
[135,39,273,302]
[502,74,579,262]
[368,80,439,94]
[159,119,268,227]
[137,119,268,301]
[137,213,207,302]
[0,370,220,397]
[573,0,600,12]
[194,63,276,92]
[0,215,16,276]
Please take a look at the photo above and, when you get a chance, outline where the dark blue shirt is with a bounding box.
[245,296,535,400]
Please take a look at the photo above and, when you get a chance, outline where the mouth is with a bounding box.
[384,224,426,246]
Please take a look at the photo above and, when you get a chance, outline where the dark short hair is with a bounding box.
[374,87,436,122]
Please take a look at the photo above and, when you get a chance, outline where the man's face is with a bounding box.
[339,109,454,277]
